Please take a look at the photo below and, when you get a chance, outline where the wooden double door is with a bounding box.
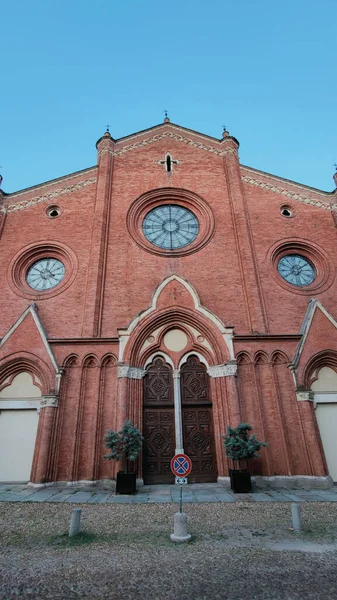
[143,355,217,484]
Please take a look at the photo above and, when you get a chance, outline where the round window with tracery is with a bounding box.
[277,254,316,287]
[142,205,199,250]
[26,258,65,291]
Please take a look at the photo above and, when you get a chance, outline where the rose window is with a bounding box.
[142,205,199,250]
[277,255,316,287]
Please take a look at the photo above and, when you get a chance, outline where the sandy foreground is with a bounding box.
[1,501,337,600]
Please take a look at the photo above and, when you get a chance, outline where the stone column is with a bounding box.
[30,397,58,484]
[116,368,129,432]
[173,370,184,453]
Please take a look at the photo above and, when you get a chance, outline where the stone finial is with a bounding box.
[333,164,337,189]
[222,125,229,138]
[164,109,170,123]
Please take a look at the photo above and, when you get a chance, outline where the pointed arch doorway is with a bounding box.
[142,355,218,484]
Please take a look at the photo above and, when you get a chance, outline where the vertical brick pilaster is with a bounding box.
[82,132,115,337]
[298,400,327,476]
[0,209,7,240]
[222,136,268,333]
[31,406,57,484]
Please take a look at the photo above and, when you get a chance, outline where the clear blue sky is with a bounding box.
[1,0,336,193]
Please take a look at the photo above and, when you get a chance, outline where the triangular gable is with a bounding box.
[292,299,337,370]
[0,304,59,373]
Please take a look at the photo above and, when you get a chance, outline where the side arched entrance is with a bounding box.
[142,355,218,484]
[310,365,337,482]
[0,372,41,482]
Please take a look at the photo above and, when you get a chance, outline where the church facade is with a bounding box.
[1,119,337,488]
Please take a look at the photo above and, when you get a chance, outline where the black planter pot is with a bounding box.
[230,469,252,493]
[116,471,137,495]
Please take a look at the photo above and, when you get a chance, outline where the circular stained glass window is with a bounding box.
[142,205,199,250]
[277,255,316,287]
[26,258,65,291]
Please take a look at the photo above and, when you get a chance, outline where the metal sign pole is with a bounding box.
[179,484,183,513]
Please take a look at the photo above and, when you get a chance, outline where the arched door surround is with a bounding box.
[142,354,218,484]
[309,363,337,482]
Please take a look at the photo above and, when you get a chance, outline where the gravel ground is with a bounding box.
[1,501,337,600]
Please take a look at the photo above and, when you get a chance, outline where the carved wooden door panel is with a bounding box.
[143,357,175,484]
[181,355,218,483]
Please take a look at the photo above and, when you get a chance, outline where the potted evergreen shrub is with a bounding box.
[223,423,267,493]
[104,420,143,495]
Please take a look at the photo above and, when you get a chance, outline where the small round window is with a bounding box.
[277,255,316,287]
[142,205,199,250]
[26,258,65,291]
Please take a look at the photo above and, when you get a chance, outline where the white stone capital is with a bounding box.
[296,391,314,402]
[40,395,58,408]
[118,365,146,379]
[208,362,237,378]
[173,370,181,379]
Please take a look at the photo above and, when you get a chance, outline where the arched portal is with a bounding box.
[142,354,218,484]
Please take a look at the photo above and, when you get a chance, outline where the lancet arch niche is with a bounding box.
[118,276,239,484]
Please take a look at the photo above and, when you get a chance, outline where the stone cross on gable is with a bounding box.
[157,152,181,174]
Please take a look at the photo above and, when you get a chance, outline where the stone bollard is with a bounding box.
[291,503,302,533]
[170,512,191,543]
[69,508,81,537]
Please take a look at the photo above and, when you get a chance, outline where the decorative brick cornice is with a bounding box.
[242,175,336,211]
[4,177,97,213]
[113,131,238,158]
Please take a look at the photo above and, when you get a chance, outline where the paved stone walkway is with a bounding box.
[1,482,337,503]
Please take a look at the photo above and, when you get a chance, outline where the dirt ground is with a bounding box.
[1,501,337,600]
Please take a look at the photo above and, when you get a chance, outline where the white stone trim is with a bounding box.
[0,399,40,409]
[0,304,60,374]
[112,126,238,159]
[173,369,184,453]
[242,174,336,210]
[178,352,209,370]
[208,362,238,378]
[144,352,175,370]
[313,392,337,404]
[117,365,146,379]
[4,177,97,213]
[292,299,337,376]
[118,275,235,362]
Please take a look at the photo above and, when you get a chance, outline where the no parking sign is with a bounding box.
[171,454,192,480]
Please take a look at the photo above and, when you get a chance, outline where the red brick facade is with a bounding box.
[1,120,337,486]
